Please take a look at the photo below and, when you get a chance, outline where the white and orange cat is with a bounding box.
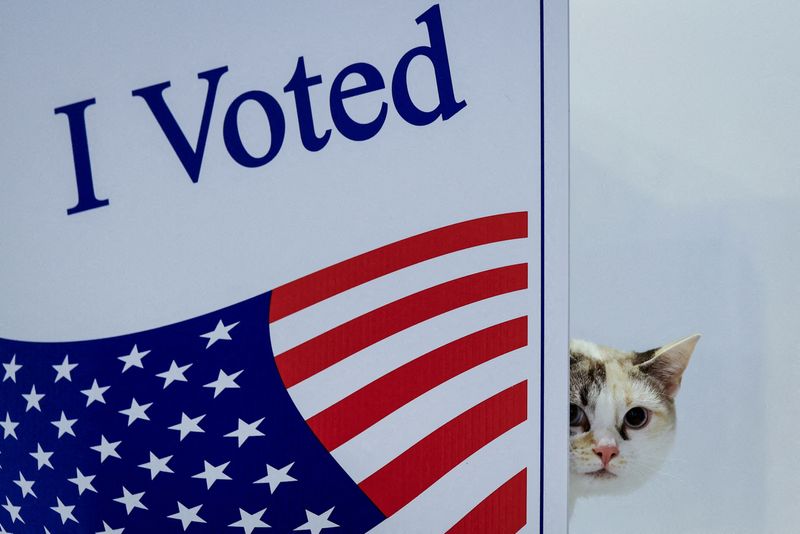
[568,334,700,516]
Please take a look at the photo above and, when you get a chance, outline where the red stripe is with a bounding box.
[269,212,528,322]
[275,264,528,388]
[446,469,527,534]
[308,317,528,451]
[359,381,527,517]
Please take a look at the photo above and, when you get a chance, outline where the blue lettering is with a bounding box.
[284,57,331,152]
[330,62,388,142]
[223,90,286,168]
[392,4,467,126]
[54,98,110,215]
[132,66,228,183]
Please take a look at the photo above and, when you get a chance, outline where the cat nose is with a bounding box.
[593,444,619,467]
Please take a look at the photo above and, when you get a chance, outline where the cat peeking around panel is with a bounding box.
[568,334,700,515]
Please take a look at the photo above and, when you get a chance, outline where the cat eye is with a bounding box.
[623,407,650,429]
[570,403,588,429]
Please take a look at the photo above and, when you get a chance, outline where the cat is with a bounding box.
[568,334,700,517]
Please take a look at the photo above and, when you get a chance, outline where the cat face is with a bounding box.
[569,334,699,496]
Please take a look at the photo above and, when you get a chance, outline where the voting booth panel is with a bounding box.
[0,2,568,532]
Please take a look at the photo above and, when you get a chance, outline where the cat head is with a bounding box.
[569,334,699,496]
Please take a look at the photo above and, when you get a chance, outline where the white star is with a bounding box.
[91,435,122,462]
[21,384,45,412]
[118,345,150,373]
[0,412,19,439]
[224,417,265,447]
[113,487,146,515]
[254,462,297,493]
[30,443,54,470]
[167,502,206,531]
[2,355,22,383]
[119,398,152,426]
[81,379,110,406]
[200,319,239,348]
[13,471,36,498]
[68,468,97,495]
[294,507,338,534]
[203,369,243,398]
[2,496,23,524]
[192,460,232,489]
[229,507,270,534]
[51,411,77,438]
[168,413,205,441]
[156,361,192,388]
[96,521,124,534]
[53,355,78,382]
[138,452,173,479]
[50,497,78,524]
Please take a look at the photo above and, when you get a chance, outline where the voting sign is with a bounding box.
[0,2,568,532]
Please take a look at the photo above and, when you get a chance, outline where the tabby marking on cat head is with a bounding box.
[569,334,700,497]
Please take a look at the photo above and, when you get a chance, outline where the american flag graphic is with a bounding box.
[0,212,533,533]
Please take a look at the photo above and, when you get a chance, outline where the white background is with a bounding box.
[569,1,800,533]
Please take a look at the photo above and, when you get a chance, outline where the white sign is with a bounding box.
[0,2,568,532]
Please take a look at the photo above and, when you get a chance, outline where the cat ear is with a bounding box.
[635,334,700,397]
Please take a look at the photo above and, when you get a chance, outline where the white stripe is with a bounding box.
[368,421,530,534]
[269,238,528,355]
[287,290,529,419]
[331,347,528,483]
